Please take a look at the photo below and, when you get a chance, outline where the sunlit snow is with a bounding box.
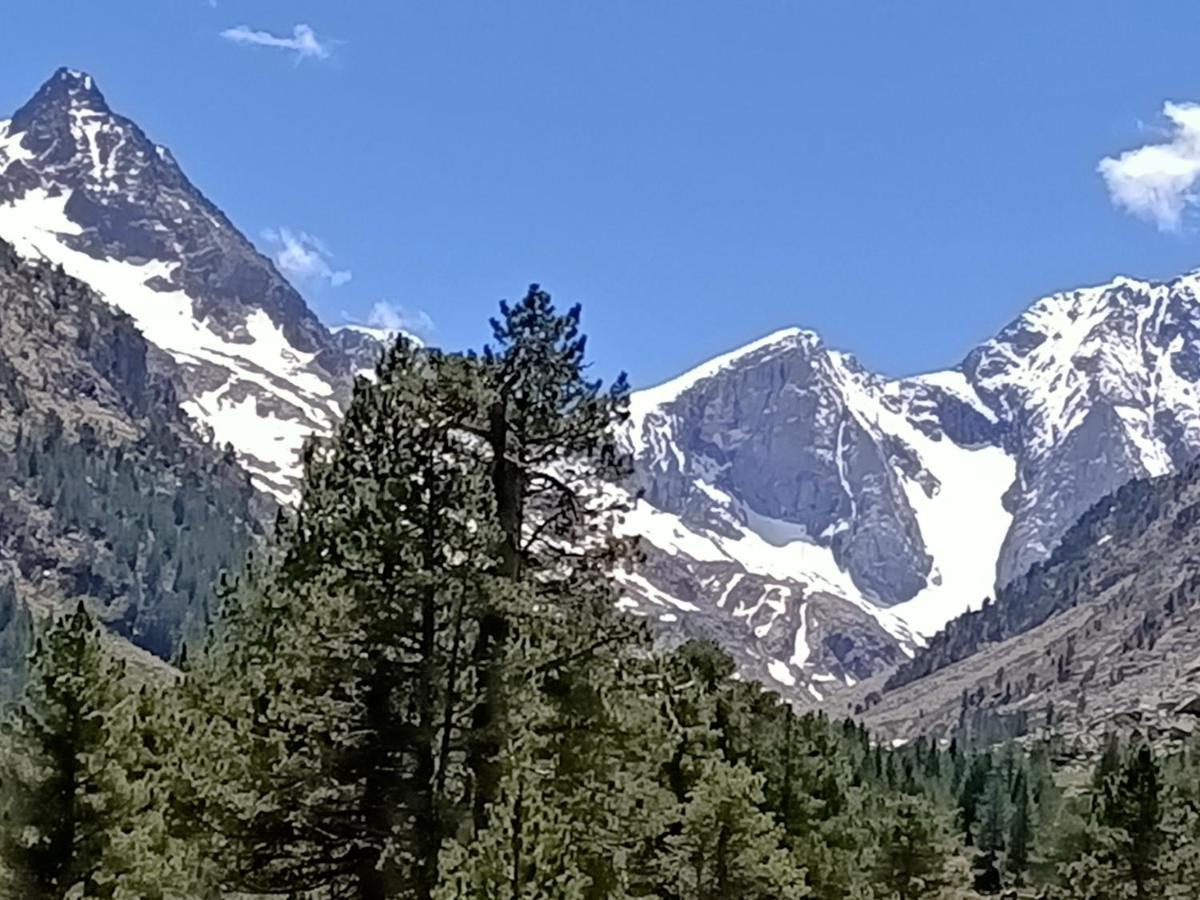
[0,187,340,500]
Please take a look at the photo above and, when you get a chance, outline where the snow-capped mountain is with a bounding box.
[966,275,1200,581]
[6,68,1200,708]
[618,272,1200,703]
[0,69,383,499]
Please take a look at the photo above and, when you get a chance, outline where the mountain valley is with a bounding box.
[4,67,1200,736]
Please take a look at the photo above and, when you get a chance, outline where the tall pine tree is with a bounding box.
[0,603,189,899]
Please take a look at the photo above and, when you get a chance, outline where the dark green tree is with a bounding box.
[1007,768,1032,886]
[462,285,635,829]
[973,766,1009,892]
[0,578,33,706]
[871,794,964,900]
[184,341,499,900]
[1099,744,1166,899]
[0,603,191,899]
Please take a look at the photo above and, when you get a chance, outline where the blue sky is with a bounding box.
[4,2,1200,387]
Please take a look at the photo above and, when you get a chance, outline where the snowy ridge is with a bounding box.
[0,186,340,498]
[629,326,816,414]
[973,274,1200,474]
[619,267,1200,702]
[626,327,819,458]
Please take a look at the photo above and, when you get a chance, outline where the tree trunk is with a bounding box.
[489,399,524,579]
[467,396,520,830]
[358,673,396,900]
[412,459,441,900]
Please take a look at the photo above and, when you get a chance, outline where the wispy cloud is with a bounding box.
[264,228,351,287]
[368,301,435,339]
[220,23,331,63]
[1099,102,1200,232]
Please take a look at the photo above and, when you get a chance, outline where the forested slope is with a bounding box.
[0,238,264,695]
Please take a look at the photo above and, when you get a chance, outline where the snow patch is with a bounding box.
[790,603,810,669]
[0,121,32,172]
[767,659,796,687]
[619,499,916,643]
[0,187,340,500]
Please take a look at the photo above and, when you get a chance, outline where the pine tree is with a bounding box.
[187,292,647,900]
[184,341,501,899]
[1093,733,1122,795]
[1099,744,1166,900]
[871,795,963,900]
[658,757,808,900]
[1162,741,1200,897]
[1006,768,1032,886]
[0,603,187,899]
[0,577,33,706]
[463,285,636,828]
[477,284,632,581]
[973,766,1009,892]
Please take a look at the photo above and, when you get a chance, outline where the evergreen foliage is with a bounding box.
[0,577,33,704]
[0,423,260,660]
[0,603,199,899]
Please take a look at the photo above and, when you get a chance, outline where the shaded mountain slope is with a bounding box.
[858,456,1200,748]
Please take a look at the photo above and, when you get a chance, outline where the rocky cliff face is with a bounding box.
[0,69,383,499]
[618,272,1200,704]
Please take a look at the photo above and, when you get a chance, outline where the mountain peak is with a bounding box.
[11,68,110,130]
[0,67,372,500]
[628,325,823,420]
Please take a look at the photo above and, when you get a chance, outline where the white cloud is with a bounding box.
[333,302,435,348]
[1099,102,1200,232]
[220,23,331,62]
[264,228,351,287]
[368,301,435,338]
